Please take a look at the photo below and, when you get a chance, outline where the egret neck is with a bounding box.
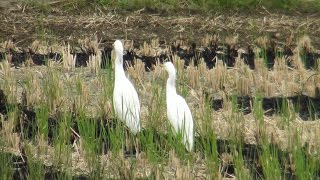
[115,52,126,78]
[166,72,177,98]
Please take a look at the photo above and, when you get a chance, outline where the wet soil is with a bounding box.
[0,89,7,114]
[1,6,320,70]
[212,95,320,120]
[1,5,320,47]
[1,5,320,85]
[1,151,89,180]
[1,43,320,71]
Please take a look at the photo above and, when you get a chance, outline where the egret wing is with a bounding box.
[176,95,194,151]
[113,78,141,134]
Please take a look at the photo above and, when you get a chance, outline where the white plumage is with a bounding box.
[164,62,194,152]
[113,40,141,135]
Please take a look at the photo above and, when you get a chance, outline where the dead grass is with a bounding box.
[1,28,320,178]
[1,8,320,49]
[1,39,320,147]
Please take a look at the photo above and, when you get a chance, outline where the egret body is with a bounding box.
[164,62,194,152]
[113,40,141,135]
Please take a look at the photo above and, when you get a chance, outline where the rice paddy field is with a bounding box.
[1,0,320,179]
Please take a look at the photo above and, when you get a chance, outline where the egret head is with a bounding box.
[113,40,124,55]
[163,61,176,76]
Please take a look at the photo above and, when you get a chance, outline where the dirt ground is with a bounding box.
[0,4,320,49]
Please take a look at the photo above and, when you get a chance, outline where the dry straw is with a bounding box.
[62,44,76,71]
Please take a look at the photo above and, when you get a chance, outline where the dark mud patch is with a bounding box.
[30,52,62,65]
[0,89,7,115]
[211,95,320,120]
[183,137,313,179]
[2,43,320,70]
[0,150,89,180]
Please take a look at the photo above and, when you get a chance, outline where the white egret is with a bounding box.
[164,61,194,152]
[113,40,141,135]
